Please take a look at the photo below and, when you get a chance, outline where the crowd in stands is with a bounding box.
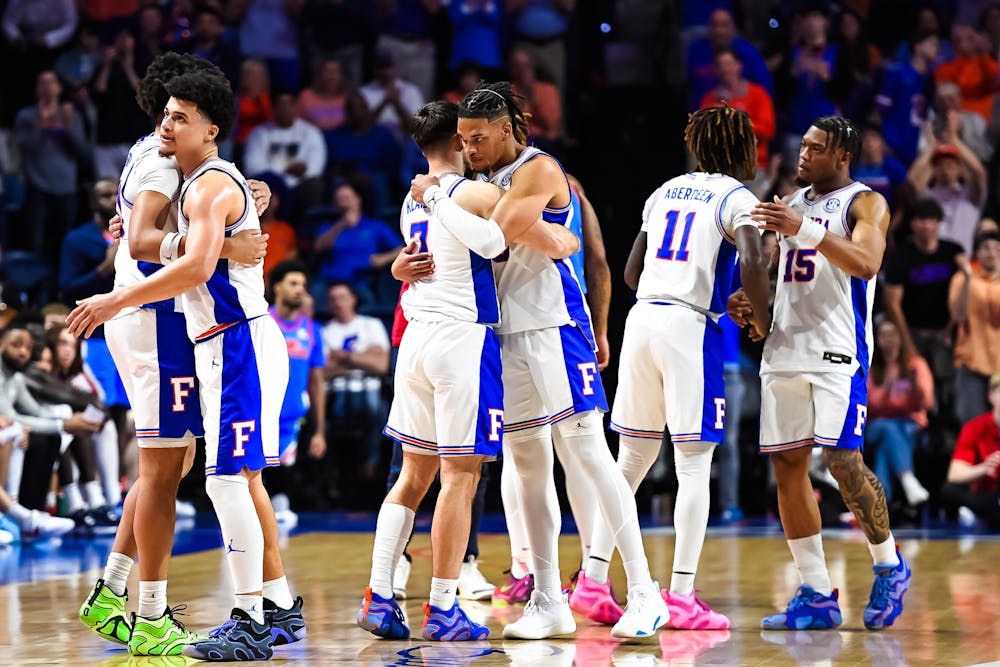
[0,1,1000,537]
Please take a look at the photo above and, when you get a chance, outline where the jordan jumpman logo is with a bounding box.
[226,539,245,554]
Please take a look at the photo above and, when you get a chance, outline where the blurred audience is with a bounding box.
[942,373,1000,527]
[297,57,351,132]
[686,7,772,111]
[700,48,774,169]
[510,49,562,144]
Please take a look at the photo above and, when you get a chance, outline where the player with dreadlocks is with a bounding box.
[410,81,668,640]
[563,105,771,631]
[730,115,911,631]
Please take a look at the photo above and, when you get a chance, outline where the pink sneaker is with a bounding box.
[492,571,534,607]
[569,570,624,625]
[662,590,730,630]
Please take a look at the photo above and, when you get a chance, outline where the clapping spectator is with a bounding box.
[935,24,999,122]
[700,48,775,170]
[360,48,425,136]
[92,30,149,178]
[510,49,562,145]
[788,7,837,135]
[921,81,995,164]
[297,57,350,132]
[686,7,773,111]
[941,373,1000,527]
[877,29,938,164]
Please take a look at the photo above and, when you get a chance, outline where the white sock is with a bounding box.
[788,534,833,595]
[500,446,531,578]
[553,430,595,565]
[235,593,265,624]
[6,502,31,527]
[205,475,265,610]
[369,502,415,598]
[586,435,660,584]
[95,421,121,506]
[263,576,294,609]
[84,480,107,509]
[558,415,652,591]
[103,551,133,596]
[138,580,167,618]
[5,443,24,498]
[429,577,457,610]
[868,534,900,568]
[669,442,715,596]
[63,482,86,514]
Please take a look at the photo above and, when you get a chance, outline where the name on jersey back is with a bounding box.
[661,187,717,204]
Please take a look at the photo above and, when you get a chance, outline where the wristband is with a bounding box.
[423,184,446,212]
[795,219,827,247]
[159,231,182,265]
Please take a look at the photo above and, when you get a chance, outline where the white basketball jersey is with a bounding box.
[113,132,183,314]
[482,147,594,341]
[399,173,500,325]
[762,181,876,376]
[637,173,759,315]
[176,158,269,343]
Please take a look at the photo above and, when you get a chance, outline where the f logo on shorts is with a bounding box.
[853,405,867,437]
[171,377,195,412]
[488,409,503,442]
[231,420,256,457]
[578,362,598,396]
[714,397,726,429]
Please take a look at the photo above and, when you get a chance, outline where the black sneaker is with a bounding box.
[183,608,273,661]
[86,506,120,535]
[265,596,306,645]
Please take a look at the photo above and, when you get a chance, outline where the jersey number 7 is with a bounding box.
[409,221,429,253]
[656,210,693,262]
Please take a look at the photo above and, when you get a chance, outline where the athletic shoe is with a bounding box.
[129,606,202,656]
[502,590,576,639]
[184,608,272,661]
[357,587,410,639]
[265,596,307,645]
[863,551,911,630]
[79,578,131,645]
[87,506,121,535]
[0,514,20,543]
[662,590,730,630]
[22,509,74,541]
[611,581,669,639]
[761,629,844,663]
[174,499,197,518]
[492,571,534,607]
[274,509,298,529]
[421,601,490,640]
[393,554,411,599]
[761,585,842,630]
[569,570,623,625]
[458,556,495,601]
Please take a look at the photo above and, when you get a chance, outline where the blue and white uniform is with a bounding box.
[484,147,607,433]
[759,181,875,453]
[385,173,504,458]
[177,157,289,475]
[105,132,204,445]
[270,306,324,464]
[611,173,758,444]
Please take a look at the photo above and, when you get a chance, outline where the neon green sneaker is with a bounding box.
[79,579,131,645]
[128,606,203,656]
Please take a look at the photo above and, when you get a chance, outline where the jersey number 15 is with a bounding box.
[655,210,694,262]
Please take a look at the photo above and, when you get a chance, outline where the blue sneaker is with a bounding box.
[864,551,911,630]
[357,587,410,639]
[421,601,490,641]
[761,586,843,630]
[183,608,273,661]
[265,596,306,645]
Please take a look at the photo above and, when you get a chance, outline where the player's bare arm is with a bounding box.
[624,232,646,291]
[67,171,239,338]
[576,184,611,369]
[734,225,771,339]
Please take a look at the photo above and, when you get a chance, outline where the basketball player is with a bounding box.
[358,100,579,641]
[569,106,771,630]
[76,53,275,657]
[730,116,911,630]
[68,66,299,660]
[412,82,669,640]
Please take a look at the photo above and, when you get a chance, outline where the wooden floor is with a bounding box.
[2,527,999,666]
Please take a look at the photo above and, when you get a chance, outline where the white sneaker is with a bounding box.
[393,555,411,599]
[458,556,495,600]
[611,581,669,639]
[24,510,74,540]
[900,474,929,506]
[958,506,977,529]
[502,590,576,639]
[275,508,299,528]
[175,499,196,518]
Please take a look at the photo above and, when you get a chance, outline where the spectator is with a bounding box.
[907,134,987,254]
[686,7,773,111]
[375,0,440,100]
[700,48,775,169]
[448,0,503,72]
[921,81,995,165]
[866,318,933,506]
[297,57,350,132]
[312,183,402,300]
[935,24,1000,122]
[883,198,965,395]
[891,6,953,67]
[508,0,577,101]
[134,4,165,67]
[177,4,241,86]
[54,22,103,91]
[321,282,390,478]
[325,93,402,212]
[509,49,562,144]
[14,71,88,265]
[444,60,483,104]
[58,179,116,307]
[259,190,298,283]
[233,0,304,91]
[853,125,907,209]
[2,0,76,50]
[360,48,425,135]
[788,8,837,135]
[92,30,149,178]
[243,91,327,220]
[829,8,880,122]
[877,29,938,165]
[233,59,273,151]
[941,373,1000,527]
[301,0,374,88]
[949,232,1000,426]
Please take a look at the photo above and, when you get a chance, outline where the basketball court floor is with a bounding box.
[1,515,997,665]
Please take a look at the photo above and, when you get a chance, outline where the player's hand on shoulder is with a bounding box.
[108,214,123,240]
[392,239,435,282]
[410,174,440,205]
[726,289,752,327]
[752,195,803,236]
[248,179,271,216]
